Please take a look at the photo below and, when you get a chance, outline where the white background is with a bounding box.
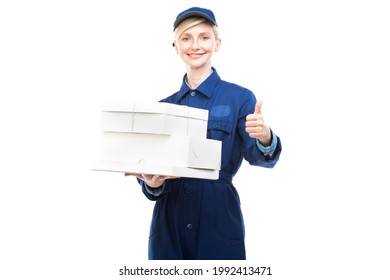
[1,0,389,279]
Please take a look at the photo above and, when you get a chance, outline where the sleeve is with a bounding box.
[137,178,168,201]
[238,90,282,168]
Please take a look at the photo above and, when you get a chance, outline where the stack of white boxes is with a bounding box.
[92,101,222,179]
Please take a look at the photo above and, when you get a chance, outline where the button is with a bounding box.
[186,224,193,230]
[185,187,192,194]
[190,91,196,96]
[213,123,218,129]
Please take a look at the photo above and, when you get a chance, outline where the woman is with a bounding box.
[128,7,282,260]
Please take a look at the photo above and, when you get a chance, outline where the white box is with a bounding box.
[99,132,221,170]
[92,101,222,180]
[101,102,208,138]
[91,161,219,180]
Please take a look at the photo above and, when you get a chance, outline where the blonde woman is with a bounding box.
[129,7,282,260]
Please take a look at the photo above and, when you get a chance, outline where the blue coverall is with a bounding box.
[139,68,282,260]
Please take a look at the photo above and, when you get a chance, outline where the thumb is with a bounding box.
[254,99,263,114]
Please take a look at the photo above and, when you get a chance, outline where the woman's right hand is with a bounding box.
[125,173,179,188]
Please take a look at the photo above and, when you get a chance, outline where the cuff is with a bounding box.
[256,129,277,157]
[144,182,165,197]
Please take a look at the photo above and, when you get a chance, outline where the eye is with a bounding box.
[201,36,210,41]
[181,37,191,42]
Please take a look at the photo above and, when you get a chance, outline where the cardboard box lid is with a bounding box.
[91,161,219,180]
[101,101,208,121]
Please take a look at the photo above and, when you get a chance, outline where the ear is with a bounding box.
[214,38,221,52]
[174,41,179,54]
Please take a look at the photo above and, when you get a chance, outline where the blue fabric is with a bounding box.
[140,68,282,260]
[173,7,218,30]
[256,129,278,157]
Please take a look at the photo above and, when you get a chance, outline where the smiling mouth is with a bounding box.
[188,53,204,58]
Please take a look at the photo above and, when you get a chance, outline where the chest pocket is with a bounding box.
[207,120,233,140]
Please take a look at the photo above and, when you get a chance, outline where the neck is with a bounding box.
[186,67,213,89]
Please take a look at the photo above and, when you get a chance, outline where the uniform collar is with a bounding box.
[176,67,220,101]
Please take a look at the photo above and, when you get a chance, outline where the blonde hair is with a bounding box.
[174,17,219,43]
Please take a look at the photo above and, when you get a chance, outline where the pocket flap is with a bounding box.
[207,120,233,133]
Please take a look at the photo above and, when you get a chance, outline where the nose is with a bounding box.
[191,39,200,49]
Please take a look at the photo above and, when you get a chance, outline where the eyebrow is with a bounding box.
[181,31,212,37]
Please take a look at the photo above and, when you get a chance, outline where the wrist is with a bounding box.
[145,181,164,189]
[257,127,272,146]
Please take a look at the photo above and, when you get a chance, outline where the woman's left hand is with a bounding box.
[245,99,272,146]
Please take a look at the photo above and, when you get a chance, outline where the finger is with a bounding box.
[245,126,258,132]
[124,172,142,177]
[151,175,161,182]
[126,173,179,182]
[245,121,254,128]
[246,127,263,136]
[246,119,262,127]
[162,176,180,180]
[249,132,262,139]
[254,99,263,114]
[246,113,262,121]
[246,112,264,121]
[125,173,146,181]
[246,114,256,121]
[141,174,154,181]
[125,173,147,181]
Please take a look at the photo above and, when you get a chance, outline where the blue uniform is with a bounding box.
[139,68,282,260]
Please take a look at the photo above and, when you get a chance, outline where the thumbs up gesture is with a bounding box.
[245,99,272,146]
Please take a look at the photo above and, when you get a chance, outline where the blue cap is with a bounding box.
[173,7,217,31]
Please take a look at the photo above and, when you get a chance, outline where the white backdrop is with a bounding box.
[1,0,389,279]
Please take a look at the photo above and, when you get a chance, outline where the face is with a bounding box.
[175,22,221,70]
